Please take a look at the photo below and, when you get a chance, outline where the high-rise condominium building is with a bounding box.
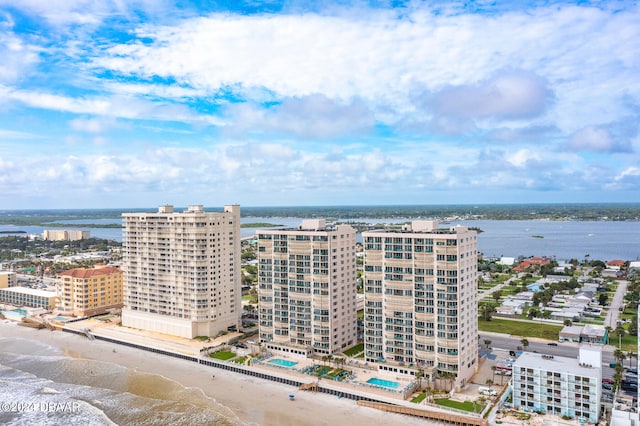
[362,221,478,388]
[257,219,357,357]
[43,230,90,241]
[121,204,241,339]
[56,266,123,317]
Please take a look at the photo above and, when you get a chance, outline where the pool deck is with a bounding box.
[256,354,414,399]
[61,316,415,400]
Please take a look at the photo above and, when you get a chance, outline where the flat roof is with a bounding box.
[514,351,599,377]
[0,286,57,298]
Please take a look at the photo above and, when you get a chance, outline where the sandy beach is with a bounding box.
[0,322,426,426]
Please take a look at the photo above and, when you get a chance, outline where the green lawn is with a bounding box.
[344,343,364,357]
[434,398,485,413]
[620,309,636,320]
[479,318,562,340]
[210,351,236,360]
[612,334,638,352]
[411,393,426,403]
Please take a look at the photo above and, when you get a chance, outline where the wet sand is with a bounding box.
[0,323,424,426]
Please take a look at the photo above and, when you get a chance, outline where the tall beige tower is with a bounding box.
[257,220,357,357]
[362,221,478,389]
[121,204,241,339]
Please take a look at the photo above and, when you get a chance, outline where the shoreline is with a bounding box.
[0,323,424,426]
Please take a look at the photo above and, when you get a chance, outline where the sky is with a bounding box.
[0,0,639,209]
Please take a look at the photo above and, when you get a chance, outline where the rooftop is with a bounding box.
[57,266,122,279]
[514,349,601,377]
[1,286,57,298]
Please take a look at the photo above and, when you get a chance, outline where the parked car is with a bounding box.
[547,342,558,346]
[602,383,613,390]
[603,378,615,384]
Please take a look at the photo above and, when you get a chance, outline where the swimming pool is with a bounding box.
[268,359,298,367]
[1,310,26,320]
[367,377,400,389]
[54,316,69,322]
[527,283,541,292]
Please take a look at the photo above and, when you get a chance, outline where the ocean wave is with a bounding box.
[0,339,243,426]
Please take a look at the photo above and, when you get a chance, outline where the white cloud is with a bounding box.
[76,5,637,139]
[1,86,225,125]
[569,126,631,153]
[0,31,41,84]
[424,71,553,120]
[0,128,41,139]
[69,117,122,133]
[224,94,374,138]
[0,0,167,26]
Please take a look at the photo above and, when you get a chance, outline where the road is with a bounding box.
[479,273,520,299]
[604,279,628,329]
[480,332,618,379]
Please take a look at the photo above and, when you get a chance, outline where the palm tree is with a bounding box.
[480,303,495,321]
[520,338,529,351]
[415,368,424,391]
[615,326,626,348]
[477,396,487,413]
[446,372,456,392]
[563,319,572,327]
[491,365,497,383]
[483,339,492,349]
[614,349,627,366]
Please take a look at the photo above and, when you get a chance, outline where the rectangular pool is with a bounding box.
[268,358,298,367]
[1,310,26,320]
[367,377,400,389]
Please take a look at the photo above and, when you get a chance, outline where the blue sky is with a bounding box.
[0,0,638,209]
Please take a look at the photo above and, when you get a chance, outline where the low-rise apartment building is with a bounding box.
[56,266,123,317]
[0,286,57,309]
[512,346,602,423]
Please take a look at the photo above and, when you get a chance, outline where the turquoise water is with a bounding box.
[1,309,26,319]
[54,316,69,322]
[268,359,298,367]
[527,283,541,292]
[367,377,400,389]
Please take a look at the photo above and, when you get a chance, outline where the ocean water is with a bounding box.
[0,337,241,426]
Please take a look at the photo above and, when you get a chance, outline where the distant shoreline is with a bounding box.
[1,203,640,223]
